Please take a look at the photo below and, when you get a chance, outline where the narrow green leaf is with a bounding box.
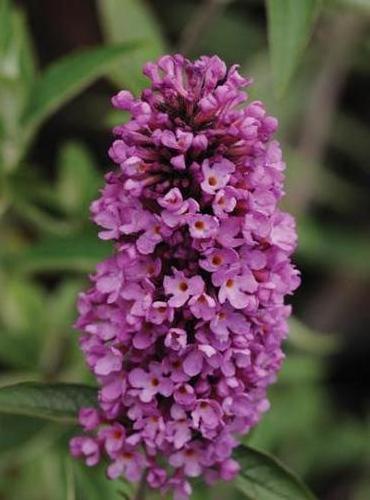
[74,460,133,500]
[331,0,370,10]
[98,0,166,92]
[235,445,316,499]
[11,232,111,273]
[266,0,321,95]
[0,330,40,369]
[0,0,12,58]
[0,276,45,331]
[288,317,339,355]
[297,218,370,276]
[0,382,97,423]
[57,142,100,216]
[21,41,140,130]
[0,3,37,172]
[47,279,84,331]
[0,414,46,453]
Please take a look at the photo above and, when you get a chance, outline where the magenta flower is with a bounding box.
[107,449,148,481]
[129,364,174,403]
[71,54,300,498]
[164,269,205,308]
[200,159,235,194]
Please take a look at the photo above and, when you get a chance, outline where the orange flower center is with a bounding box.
[179,281,188,292]
[226,279,234,288]
[208,176,217,186]
[212,255,222,266]
[194,220,205,230]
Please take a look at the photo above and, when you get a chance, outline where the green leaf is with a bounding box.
[57,142,100,216]
[11,232,111,273]
[47,279,84,332]
[266,0,321,96]
[288,317,339,355]
[0,330,40,369]
[297,217,370,276]
[74,460,133,500]
[98,0,166,92]
[0,0,12,62]
[0,414,46,453]
[331,0,370,11]
[38,279,84,377]
[21,41,141,130]
[235,445,316,499]
[0,3,37,172]
[0,276,45,331]
[0,382,97,423]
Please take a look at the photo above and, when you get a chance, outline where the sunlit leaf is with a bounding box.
[235,445,316,499]
[0,382,97,423]
[288,317,339,355]
[0,3,37,171]
[266,0,321,95]
[21,42,141,130]
[98,0,166,92]
[0,276,45,331]
[278,354,325,384]
[11,232,111,273]
[331,0,370,10]
[39,280,83,377]
[298,217,370,276]
[47,279,83,331]
[57,142,100,216]
[0,0,13,67]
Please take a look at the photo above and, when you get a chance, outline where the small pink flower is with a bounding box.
[191,399,223,432]
[146,300,174,324]
[183,349,203,377]
[200,248,238,273]
[188,214,219,239]
[167,404,192,449]
[136,216,172,255]
[188,293,216,320]
[215,269,258,309]
[158,187,184,211]
[164,269,204,307]
[165,328,187,351]
[213,187,237,218]
[169,444,204,477]
[79,408,100,431]
[174,383,196,408]
[107,449,147,482]
[94,348,123,377]
[148,467,167,488]
[161,197,199,228]
[129,364,174,403]
[201,159,235,194]
[70,437,100,466]
[99,422,126,456]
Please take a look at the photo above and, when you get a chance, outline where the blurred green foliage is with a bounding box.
[0,0,370,499]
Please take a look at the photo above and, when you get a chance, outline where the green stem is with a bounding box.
[133,475,146,500]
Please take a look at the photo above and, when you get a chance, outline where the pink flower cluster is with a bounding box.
[70,54,300,499]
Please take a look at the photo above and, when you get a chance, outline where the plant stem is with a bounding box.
[133,475,146,500]
[177,0,233,55]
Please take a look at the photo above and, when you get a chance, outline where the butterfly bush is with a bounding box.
[70,54,300,499]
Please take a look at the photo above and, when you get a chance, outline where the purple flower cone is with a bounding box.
[70,54,300,499]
